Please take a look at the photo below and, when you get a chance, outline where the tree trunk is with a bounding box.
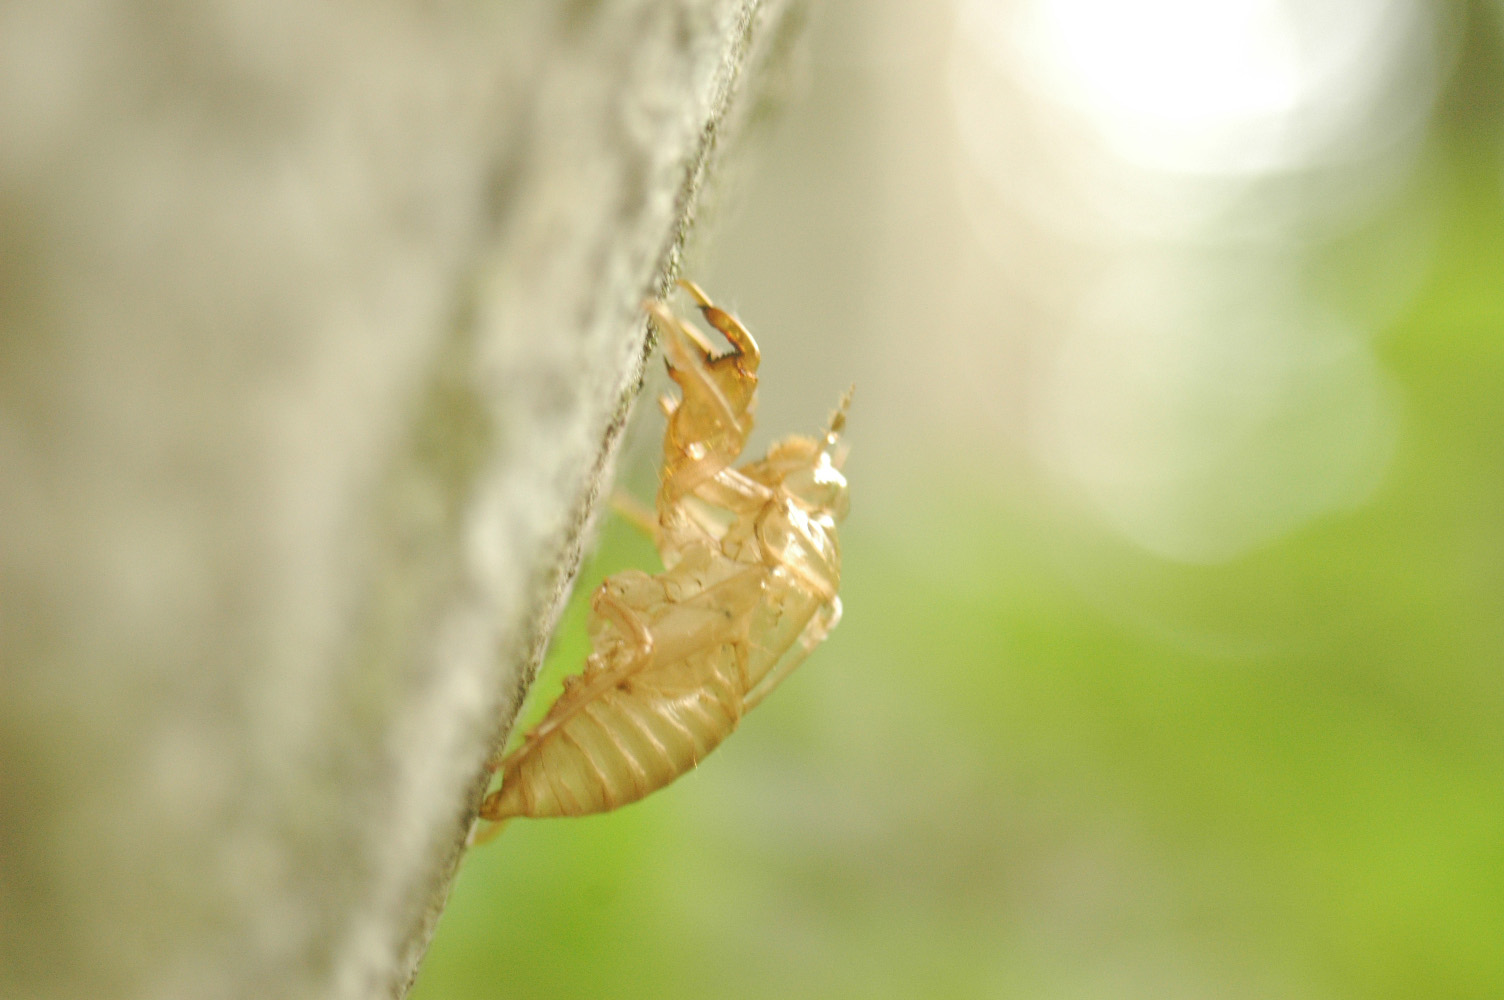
[0,1,799,996]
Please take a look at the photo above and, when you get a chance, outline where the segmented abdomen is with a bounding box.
[482,646,745,821]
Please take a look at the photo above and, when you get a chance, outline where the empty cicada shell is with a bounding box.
[478,281,849,832]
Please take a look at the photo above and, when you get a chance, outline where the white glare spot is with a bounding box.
[976,0,1433,176]
[945,0,1435,559]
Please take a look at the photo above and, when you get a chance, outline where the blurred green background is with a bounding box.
[414,1,1504,997]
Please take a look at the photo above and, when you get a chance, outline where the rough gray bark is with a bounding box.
[0,1,799,997]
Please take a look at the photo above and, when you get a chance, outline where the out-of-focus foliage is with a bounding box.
[414,2,1504,997]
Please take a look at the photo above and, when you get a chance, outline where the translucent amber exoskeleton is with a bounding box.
[478,281,850,833]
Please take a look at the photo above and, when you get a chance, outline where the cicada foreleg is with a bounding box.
[648,287,761,509]
[647,300,740,436]
[678,279,760,370]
